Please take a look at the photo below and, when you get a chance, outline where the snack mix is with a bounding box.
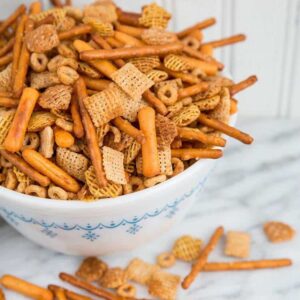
[0,0,257,200]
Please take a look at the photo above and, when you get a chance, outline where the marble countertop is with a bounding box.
[0,117,300,300]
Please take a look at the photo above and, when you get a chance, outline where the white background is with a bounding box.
[1,0,299,117]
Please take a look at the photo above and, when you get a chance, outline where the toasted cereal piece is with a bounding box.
[135,155,143,175]
[25,184,47,198]
[158,145,173,176]
[208,75,234,87]
[102,146,127,184]
[157,252,176,268]
[144,174,167,188]
[39,126,54,159]
[4,169,18,190]
[156,114,178,147]
[264,221,295,243]
[85,166,122,198]
[117,283,136,298]
[13,166,31,185]
[172,235,202,262]
[164,54,191,72]
[48,55,78,72]
[122,96,147,122]
[111,63,154,101]
[125,258,160,285]
[57,66,80,85]
[171,104,200,127]
[30,8,67,25]
[194,95,221,111]
[124,140,141,165]
[208,87,230,124]
[30,72,60,90]
[194,83,221,101]
[96,124,110,147]
[48,185,69,200]
[0,109,15,146]
[22,133,40,151]
[76,257,108,282]
[56,16,76,32]
[64,6,83,21]
[128,56,161,74]
[83,84,124,127]
[148,271,181,300]
[83,2,117,23]
[27,112,56,132]
[83,17,114,37]
[25,24,59,53]
[30,53,48,73]
[141,28,178,45]
[78,62,102,79]
[146,69,169,83]
[39,85,72,111]
[56,147,89,182]
[0,64,12,92]
[139,3,171,29]
[225,231,251,258]
[99,267,127,289]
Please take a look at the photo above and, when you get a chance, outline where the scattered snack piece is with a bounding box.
[76,257,108,283]
[117,283,136,298]
[264,221,295,243]
[157,252,176,268]
[99,267,127,289]
[172,235,202,262]
[125,258,160,285]
[48,285,93,300]
[225,231,251,258]
[148,271,181,300]
[0,288,4,300]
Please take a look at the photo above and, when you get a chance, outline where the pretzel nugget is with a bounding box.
[0,5,26,35]
[177,18,216,38]
[178,127,226,147]
[203,259,293,272]
[230,75,258,96]
[71,96,84,139]
[198,114,254,145]
[113,117,145,144]
[22,149,80,192]
[4,88,39,153]
[182,226,224,289]
[75,77,107,187]
[58,24,92,40]
[138,107,160,177]
[59,273,126,300]
[0,274,53,300]
[178,82,208,99]
[201,33,246,48]
[81,43,183,60]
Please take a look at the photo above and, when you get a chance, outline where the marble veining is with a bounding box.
[0,117,300,300]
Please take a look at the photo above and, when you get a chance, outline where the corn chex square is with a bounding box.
[225,231,251,258]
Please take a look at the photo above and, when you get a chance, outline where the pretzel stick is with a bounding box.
[200,44,213,56]
[0,5,26,36]
[4,88,39,152]
[177,18,216,38]
[114,31,145,47]
[35,15,55,28]
[0,150,50,187]
[105,37,125,48]
[171,148,223,160]
[0,97,19,108]
[58,25,92,41]
[48,285,92,300]
[143,90,168,116]
[198,114,254,144]
[0,288,4,300]
[13,19,34,98]
[92,34,125,67]
[22,149,80,192]
[75,77,107,187]
[203,259,292,272]
[0,275,53,300]
[189,30,203,41]
[53,288,67,300]
[177,127,226,147]
[71,95,84,139]
[11,15,27,90]
[0,37,14,57]
[183,46,224,70]
[182,226,224,289]
[201,34,246,48]
[181,56,218,76]
[73,40,117,78]
[0,53,13,67]
[116,9,142,27]
[138,107,160,177]
[30,1,42,15]
[115,23,145,38]
[178,82,209,99]
[113,117,145,144]
[59,273,124,300]
[229,75,258,96]
[81,43,184,61]
[159,65,199,84]
[0,91,13,98]
[230,98,238,115]
[82,76,111,91]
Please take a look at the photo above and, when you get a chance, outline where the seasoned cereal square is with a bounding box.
[225,231,251,258]
[76,257,108,282]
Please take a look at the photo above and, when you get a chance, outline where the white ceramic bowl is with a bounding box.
[0,114,236,256]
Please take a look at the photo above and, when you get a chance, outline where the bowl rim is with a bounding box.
[0,114,237,211]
